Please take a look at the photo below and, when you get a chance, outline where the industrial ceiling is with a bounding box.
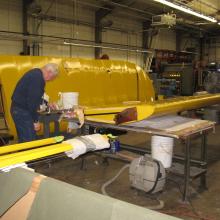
[53,0,220,35]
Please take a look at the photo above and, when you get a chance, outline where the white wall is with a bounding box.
[0,0,23,55]
[102,15,143,66]
[151,29,176,51]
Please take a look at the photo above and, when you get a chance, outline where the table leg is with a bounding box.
[183,137,191,202]
[80,157,87,170]
[54,121,60,136]
[43,121,50,138]
[200,133,208,190]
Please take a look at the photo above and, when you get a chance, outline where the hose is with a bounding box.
[101,164,165,210]
[101,164,130,196]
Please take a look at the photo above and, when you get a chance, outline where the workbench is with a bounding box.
[38,112,62,138]
[38,112,215,202]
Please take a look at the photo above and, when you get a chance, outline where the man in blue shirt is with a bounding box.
[11,63,59,142]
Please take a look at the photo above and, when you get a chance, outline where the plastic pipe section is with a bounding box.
[0,136,64,155]
[0,143,72,168]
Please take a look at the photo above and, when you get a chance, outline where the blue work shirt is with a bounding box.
[11,68,45,122]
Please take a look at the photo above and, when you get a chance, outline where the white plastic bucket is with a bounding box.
[151,135,174,168]
[59,92,79,109]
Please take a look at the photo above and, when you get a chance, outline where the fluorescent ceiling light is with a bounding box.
[154,0,217,23]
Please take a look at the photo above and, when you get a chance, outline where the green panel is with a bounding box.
[28,178,114,220]
[28,176,182,220]
[0,168,37,216]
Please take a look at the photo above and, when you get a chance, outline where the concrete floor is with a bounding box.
[33,125,220,220]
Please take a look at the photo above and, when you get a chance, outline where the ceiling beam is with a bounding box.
[142,21,151,65]
[94,0,139,58]
[22,0,34,55]
[95,5,114,59]
[94,2,116,58]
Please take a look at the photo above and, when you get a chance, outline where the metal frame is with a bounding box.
[39,112,213,202]
[39,113,61,138]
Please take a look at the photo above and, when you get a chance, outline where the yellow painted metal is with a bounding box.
[0,134,110,168]
[1,55,220,134]
[0,56,155,138]
[0,136,64,155]
[84,93,220,123]
[86,114,116,124]
[152,93,220,117]
[0,143,72,168]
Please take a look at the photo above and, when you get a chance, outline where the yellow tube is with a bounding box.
[0,143,72,168]
[84,106,127,115]
[153,94,220,116]
[0,136,64,155]
[134,94,220,121]
[85,93,220,123]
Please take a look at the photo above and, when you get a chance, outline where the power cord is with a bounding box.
[101,164,130,196]
[101,164,165,210]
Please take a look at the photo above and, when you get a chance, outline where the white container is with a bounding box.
[59,92,79,109]
[151,135,174,168]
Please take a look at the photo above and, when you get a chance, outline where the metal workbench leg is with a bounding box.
[43,121,50,138]
[183,137,191,202]
[80,157,87,170]
[200,133,208,191]
[54,121,60,136]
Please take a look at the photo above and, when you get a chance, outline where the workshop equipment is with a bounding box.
[204,70,220,93]
[101,154,165,197]
[0,134,110,170]
[158,63,195,96]
[156,78,177,97]
[129,155,166,193]
[152,13,176,27]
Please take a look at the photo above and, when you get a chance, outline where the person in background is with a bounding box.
[99,54,110,60]
[11,63,59,143]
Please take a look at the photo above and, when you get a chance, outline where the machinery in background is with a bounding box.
[151,63,195,97]
[101,154,166,198]
[152,13,176,27]
[129,155,166,193]
[156,78,178,97]
[204,62,220,93]
[202,62,220,123]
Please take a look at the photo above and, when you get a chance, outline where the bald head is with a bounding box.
[41,63,59,81]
